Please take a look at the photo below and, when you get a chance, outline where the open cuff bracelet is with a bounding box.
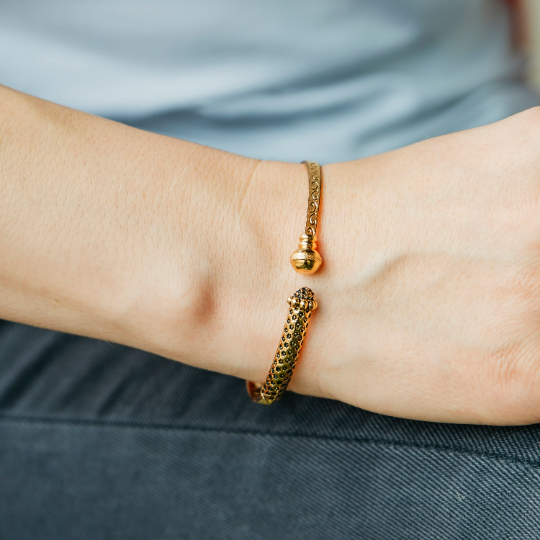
[246,161,323,405]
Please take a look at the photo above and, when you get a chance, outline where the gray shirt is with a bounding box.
[1,0,538,162]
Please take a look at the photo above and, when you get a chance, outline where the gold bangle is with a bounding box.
[290,161,323,275]
[246,161,322,405]
[246,288,318,405]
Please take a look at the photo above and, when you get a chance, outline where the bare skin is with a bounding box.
[2,84,540,425]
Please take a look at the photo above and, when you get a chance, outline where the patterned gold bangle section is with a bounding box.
[290,161,323,275]
[246,288,318,405]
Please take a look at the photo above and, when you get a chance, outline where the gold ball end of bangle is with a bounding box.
[290,234,322,274]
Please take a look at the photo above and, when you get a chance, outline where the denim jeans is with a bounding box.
[0,318,539,539]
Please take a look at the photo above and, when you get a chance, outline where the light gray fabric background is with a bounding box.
[1,0,538,162]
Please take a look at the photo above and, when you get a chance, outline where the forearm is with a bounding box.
[5,84,540,426]
[0,85,310,380]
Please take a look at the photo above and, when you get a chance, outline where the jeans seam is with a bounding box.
[1,413,539,469]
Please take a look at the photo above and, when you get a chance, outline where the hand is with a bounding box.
[281,108,540,425]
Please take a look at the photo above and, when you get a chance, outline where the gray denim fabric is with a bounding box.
[1,319,539,539]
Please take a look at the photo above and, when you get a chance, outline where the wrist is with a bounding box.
[127,157,309,381]
[127,153,389,406]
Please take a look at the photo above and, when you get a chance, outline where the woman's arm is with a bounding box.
[0,84,307,377]
[2,84,540,425]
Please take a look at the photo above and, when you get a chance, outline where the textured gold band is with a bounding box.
[303,161,322,236]
[246,161,322,405]
[246,288,318,405]
[290,161,323,275]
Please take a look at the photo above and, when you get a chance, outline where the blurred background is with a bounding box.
[523,0,540,88]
